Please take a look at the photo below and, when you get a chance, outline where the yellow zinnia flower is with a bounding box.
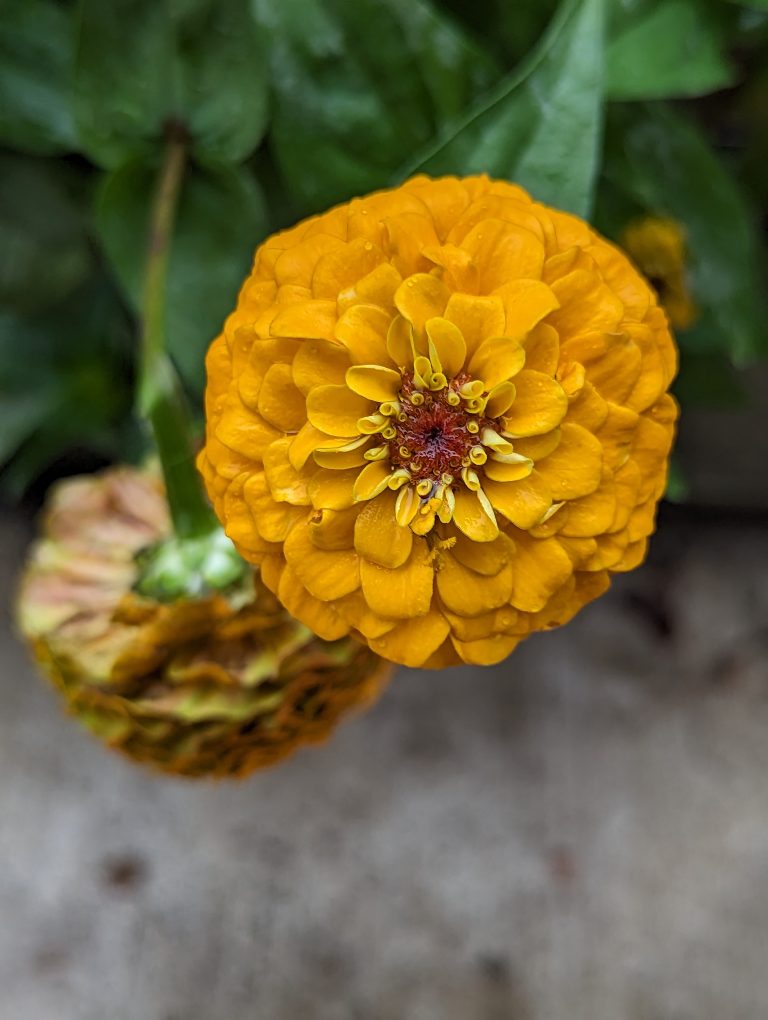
[16,467,389,777]
[199,175,678,668]
[621,216,697,330]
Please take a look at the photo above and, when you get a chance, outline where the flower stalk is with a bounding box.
[136,123,244,599]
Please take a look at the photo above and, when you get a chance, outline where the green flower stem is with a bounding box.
[138,124,216,541]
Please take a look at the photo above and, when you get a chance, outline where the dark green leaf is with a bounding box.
[97,159,267,394]
[74,0,268,168]
[604,104,767,363]
[440,0,558,67]
[0,154,92,314]
[673,350,747,409]
[606,0,734,100]
[0,0,77,154]
[0,278,134,489]
[404,0,606,218]
[170,0,269,165]
[256,0,498,210]
[723,0,768,10]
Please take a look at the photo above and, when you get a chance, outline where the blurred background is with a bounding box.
[1,0,767,1017]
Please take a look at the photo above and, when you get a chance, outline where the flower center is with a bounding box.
[389,372,492,483]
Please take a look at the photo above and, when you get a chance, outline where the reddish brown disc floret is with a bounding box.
[389,373,492,482]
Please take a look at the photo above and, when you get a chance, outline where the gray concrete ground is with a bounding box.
[1,506,767,1020]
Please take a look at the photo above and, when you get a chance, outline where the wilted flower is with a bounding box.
[16,467,388,778]
[621,216,696,330]
[199,175,678,668]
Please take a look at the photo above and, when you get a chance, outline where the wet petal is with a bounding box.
[494,279,560,338]
[306,384,373,437]
[425,317,467,377]
[509,533,573,612]
[559,482,618,538]
[369,612,450,668]
[313,436,370,470]
[444,293,505,360]
[452,486,499,542]
[484,474,552,529]
[311,237,385,299]
[451,531,513,576]
[354,492,413,568]
[284,521,360,601]
[394,274,450,343]
[289,423,347,470]
[483,457,534,483]
[308,468,359,510]
[214,394,280,459]
[468,336,526,389]
[549,269,624,335]
[386,315,416,368]
[485,381,517,419]
[337,263,402,314]
[292,339,350,395]
[460,218,545,290]
[353,461,393,502]
[263,438,311,504]
[522,323,560,375]
[360,541,435,620]
[270,300,337,341]
[334,304,392,365]
[346,365,401,402]
[503,370,568,437]
[256,363,306,432]
[450,633,520,666]
[534,423,603,500]
[277,565,350,641]
[308,506,359,550]
[437,553,513,615]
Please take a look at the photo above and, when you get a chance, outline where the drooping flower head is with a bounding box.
[199,176,678,668]
[16,467,389,777]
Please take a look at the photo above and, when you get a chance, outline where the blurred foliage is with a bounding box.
[0,0,766,501]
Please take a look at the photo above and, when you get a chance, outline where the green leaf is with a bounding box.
[673,350,747,409]
[170,0,269,165]
[606,0,734,100]
[256,0,498,210]
[74,0,268,168]
[403,0,606,218]
[0,0,77,154]
[97,159,267,395]
[0,154,92,315]
[0,278,134,489]
[604,104,767,363]
[439,0,557,66]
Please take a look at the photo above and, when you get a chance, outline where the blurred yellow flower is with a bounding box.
[199,175,678,668]
[16,467,388,778]
[621,216,697,330]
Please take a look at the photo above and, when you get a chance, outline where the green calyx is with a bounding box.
[134,524,248,602]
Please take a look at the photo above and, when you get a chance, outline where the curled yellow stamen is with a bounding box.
[364,446,389,461]
[357,413,387,434]
[461,467,481,491]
